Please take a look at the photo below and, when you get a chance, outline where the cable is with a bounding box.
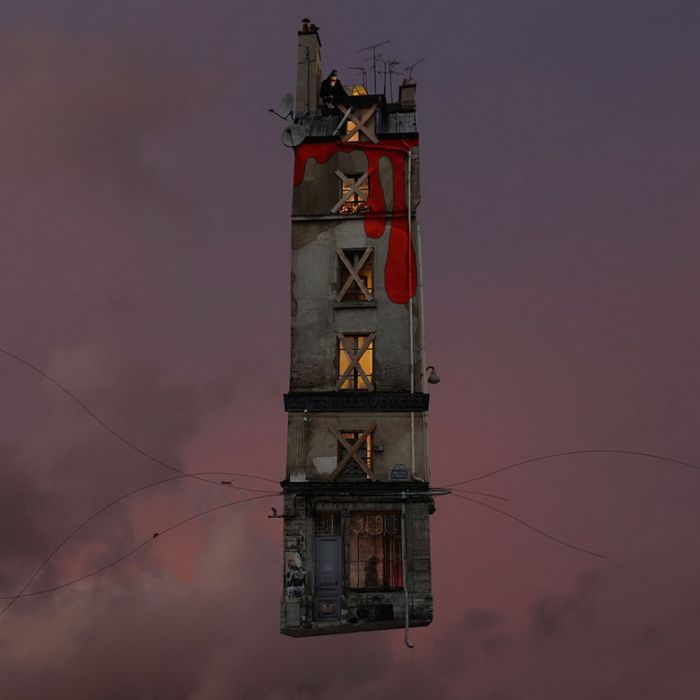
[0,345,278,487]
[444,487,510,503]
[450,492,606,559]
[445,449,700,488]
[0,470,279,613]
[0,492,281,612]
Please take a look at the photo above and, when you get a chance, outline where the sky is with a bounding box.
[1,1,699,698]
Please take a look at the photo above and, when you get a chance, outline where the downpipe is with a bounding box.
[401,494,414,649]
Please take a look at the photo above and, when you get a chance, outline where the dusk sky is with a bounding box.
[1,1,700,698]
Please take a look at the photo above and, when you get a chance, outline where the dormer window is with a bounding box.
[345,118,360,142]
[337,103,379,144]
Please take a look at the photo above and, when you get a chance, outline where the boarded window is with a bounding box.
[338,174,369,213]
[337,431,373,474]
[337,248,373,302]
[337,334,374,390]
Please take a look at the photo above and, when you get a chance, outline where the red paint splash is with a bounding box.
[294,139,418,304]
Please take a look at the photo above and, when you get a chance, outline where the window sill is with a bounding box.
[333,301,377,309]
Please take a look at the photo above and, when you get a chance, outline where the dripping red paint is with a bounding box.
[293,139,418,304]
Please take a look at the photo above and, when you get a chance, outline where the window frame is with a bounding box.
[336,332,375,391]
[346,511,403,592]
[337,172,369,215]
[337,430,374,473]
[336,247,374,304]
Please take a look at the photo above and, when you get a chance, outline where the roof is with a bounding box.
[296,95,418,139]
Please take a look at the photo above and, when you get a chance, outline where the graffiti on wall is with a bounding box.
[285,551,306,599]
[294,139,419,305]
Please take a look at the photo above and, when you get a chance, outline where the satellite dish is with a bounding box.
[277,93,294,119]
[269,93,294,121]
[282,124,306,148]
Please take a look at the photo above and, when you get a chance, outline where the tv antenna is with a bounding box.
[348,65,368,90]
[355,40,390,94]
[404,56,427,82]
[269,93,294,121]
[383,58,402,101]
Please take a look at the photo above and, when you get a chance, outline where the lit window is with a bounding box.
[337,333,374,390]
[337,248,373,303]
[344,118,360,142]
[339,174,369,214]
[348,512,402,590]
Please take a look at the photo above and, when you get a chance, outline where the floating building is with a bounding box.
[279,20,435,639]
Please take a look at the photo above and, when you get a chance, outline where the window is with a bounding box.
[348,512,402,590]
[315,512,341,535]
[337,430,373,473]
[337,333,374,390]
[339,174,369,214]
[337,248,374,303]
[344,118,361,142]
[332,170,369,215]
[338,104,378,144]
[329,424,376,481]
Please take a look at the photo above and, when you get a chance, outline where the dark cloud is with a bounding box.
[1,1,700,699]
[0,445,63,587]
[463,607,502,633]
[531,571,598,639]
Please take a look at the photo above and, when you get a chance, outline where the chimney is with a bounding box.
[399,80,417,111]
[296,19,322,115]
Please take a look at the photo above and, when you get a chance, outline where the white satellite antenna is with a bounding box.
[269,93,294,121]
[281,124,307,148]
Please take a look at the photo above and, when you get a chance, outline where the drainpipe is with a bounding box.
[401,493,414,648]
[415,219,429,482]
[407,151,416,480]
[305,47,310,113]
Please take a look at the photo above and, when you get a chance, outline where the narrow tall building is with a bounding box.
[280,20,435,637]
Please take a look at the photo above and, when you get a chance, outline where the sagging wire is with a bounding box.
[450,492,606,559]
[0,345,278,489]
[445,449,700,488]
[0,470,279,619]
[0,492,281,615]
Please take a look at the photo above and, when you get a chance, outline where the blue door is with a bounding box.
[314,535,341,620]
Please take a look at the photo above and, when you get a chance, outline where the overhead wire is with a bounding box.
[1,488,603,614]
[450,492,606,559]
[0,470,279,618]
[0,492,281,612]
[4,346,697,603]
[445,449,700,488]
[442,487,510,503]
[0,345,282,620]
[0,345,278,488]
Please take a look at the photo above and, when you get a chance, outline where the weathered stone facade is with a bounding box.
[280,21,434,637]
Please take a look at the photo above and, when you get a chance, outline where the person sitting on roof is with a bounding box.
[320,69,347,107]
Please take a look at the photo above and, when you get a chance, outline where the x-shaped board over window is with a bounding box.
[337,103,379,144]
[331,170,369,215]
[336,332,375,391]
[336,247,373,302]
[328,425,377,481]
